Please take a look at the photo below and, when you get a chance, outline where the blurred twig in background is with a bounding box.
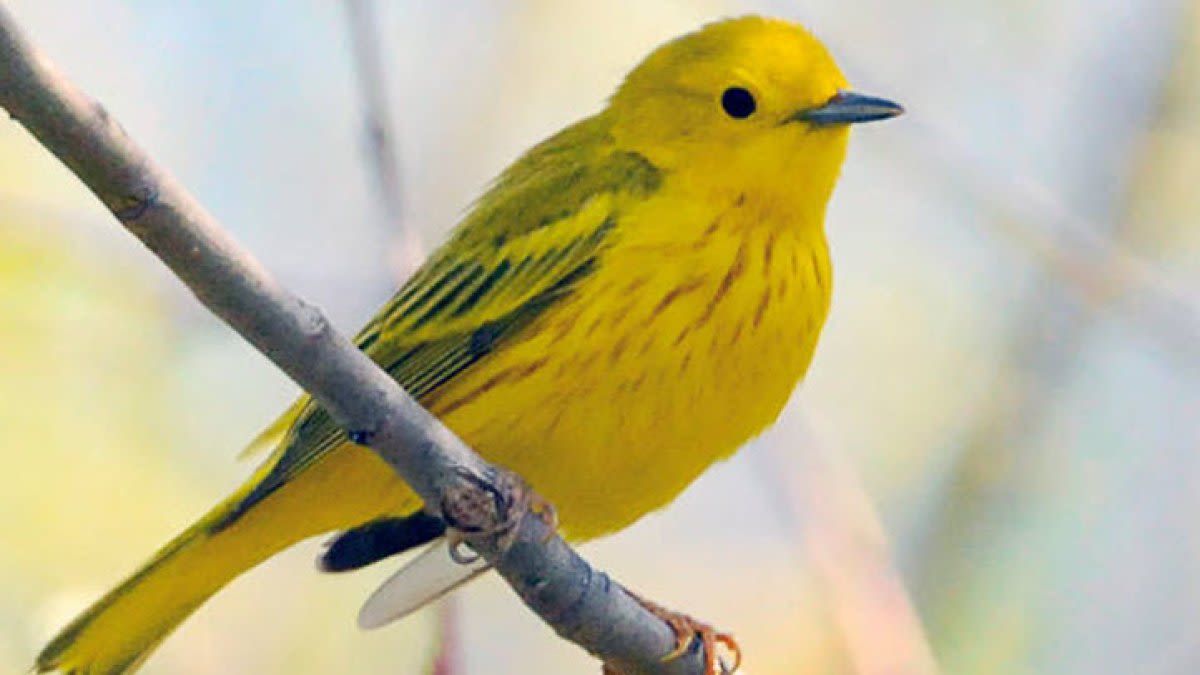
[344,0,424,281]
[891,115,1200,368]
[342,3,456,672]
[429,598,461,675]
[898,5,1189,672]
[757,420,940,675]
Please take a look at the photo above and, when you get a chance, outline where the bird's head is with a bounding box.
[610,16,901,209]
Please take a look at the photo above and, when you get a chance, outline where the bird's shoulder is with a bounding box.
[359,113,663,351]
[454,112,662,247]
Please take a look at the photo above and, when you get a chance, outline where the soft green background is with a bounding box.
[2,1,1198,673]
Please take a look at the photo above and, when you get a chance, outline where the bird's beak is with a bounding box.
[793,91,904,125]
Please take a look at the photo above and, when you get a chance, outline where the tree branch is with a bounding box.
[0,5,710,674]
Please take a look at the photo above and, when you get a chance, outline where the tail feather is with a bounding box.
[36,491,288,674]
[358,539,490,630]
[319,513,446,573]
[36,442,415,674]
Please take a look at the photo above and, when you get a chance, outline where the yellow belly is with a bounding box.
[301,194,832,542]
[425,205,831,540]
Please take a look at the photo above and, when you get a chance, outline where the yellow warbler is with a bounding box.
[37,15,901,674]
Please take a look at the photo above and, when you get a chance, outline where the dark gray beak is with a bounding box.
[793,91,904,125]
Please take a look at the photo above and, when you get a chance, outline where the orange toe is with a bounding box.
[616,591,741,675]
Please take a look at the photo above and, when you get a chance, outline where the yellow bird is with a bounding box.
[36,15,901,674]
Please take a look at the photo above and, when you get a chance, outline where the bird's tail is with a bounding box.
[35,442,409,675]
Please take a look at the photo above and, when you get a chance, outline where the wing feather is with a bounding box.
[223,115,661,522]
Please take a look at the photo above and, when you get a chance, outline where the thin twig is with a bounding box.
[343,3,458,671]
[0,5,707,673]
[879,113,1200,368]
[429,599,461,675]
[905,6,1185,663]
[756,421,940,675]
[834,40,1200,366]
[343,0,424,280]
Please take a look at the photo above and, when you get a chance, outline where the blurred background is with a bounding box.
[1,1,1197,673]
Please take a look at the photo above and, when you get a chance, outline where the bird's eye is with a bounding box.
[720,87,756,119]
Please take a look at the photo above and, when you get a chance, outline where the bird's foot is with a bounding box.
[602,592,741,675]
[440,467,558,564]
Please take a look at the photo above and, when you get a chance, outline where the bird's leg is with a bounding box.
[439,466,558,564]
[602,591,742,675]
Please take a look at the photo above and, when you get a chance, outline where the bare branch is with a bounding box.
[0,5,709,673]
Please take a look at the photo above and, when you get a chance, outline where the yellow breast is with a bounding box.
[426,186,832,541]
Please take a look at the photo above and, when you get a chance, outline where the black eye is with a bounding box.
[721,87,756,119]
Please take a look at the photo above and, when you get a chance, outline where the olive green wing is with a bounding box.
[225,120,660,520]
